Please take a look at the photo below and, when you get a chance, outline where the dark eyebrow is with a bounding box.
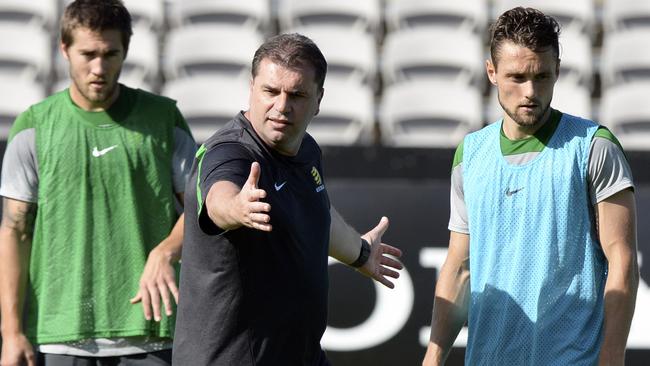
[78,48,122,56]
[262,84,279,92]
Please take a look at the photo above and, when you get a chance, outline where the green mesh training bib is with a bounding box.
[14,87,183,344]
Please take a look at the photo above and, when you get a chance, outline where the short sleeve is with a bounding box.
[195,143,255,234]
[588,136,635,204]
[448,142,469,233]
[448,163,469,234]
[0,128,38,203]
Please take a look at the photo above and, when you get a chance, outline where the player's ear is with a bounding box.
[486,59,497,85]
[60,42,70,61]
[314,87,324,116]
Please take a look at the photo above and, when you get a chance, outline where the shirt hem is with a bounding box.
[31,329,173,345]
[448,224,469,234]
[595,181,635,203]
[0,189,37,203]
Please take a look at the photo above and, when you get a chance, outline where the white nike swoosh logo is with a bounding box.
[274,181,287,191]
[92,145,118,157]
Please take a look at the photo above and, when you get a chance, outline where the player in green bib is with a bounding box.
[0,1,196,365]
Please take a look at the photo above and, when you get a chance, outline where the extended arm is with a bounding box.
[204,161,271,232]
[328,206,403,288]
[422,231,470,366]
[597,189,638,366]
[0,198,37,366]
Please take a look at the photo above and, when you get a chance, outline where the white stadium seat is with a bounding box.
[600,82,650,151]
[164,25,263,81]
[385,0,488,34]
[603,0,650,32]
[494,0,595,37]
[122,0,165,32]
[292,26,377,88]
[278,0,382,37]
[551,81,592,119]
[308,80,375,146]
[170,0,271,36]
[380,81,483,147]
[0,0,58,31]
[0,24,51,83]
[162,76,250,142]
[122,28,160,90]
[381,28,484,87]
[0,78,45,139]
[558,31,593,89]
[601,29,650,89]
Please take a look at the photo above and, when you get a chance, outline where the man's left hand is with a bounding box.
[130,246,179,321]
[358,216,403,288]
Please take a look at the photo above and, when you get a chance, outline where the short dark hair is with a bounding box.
[61,0,133,56]
[251,33,328,89]
[490,7,561,68]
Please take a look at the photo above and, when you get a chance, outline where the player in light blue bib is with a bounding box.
[423,7,638,366]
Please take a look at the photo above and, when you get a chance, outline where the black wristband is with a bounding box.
[350,238,371,268]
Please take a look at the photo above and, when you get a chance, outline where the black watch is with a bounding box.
[351,238,371,268]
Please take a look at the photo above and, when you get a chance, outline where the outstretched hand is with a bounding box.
[234,162,272,232]
[358,216,403,288]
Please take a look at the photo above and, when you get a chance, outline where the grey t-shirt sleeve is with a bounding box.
[588,136,635,204]
[448,163,469,234]
[172,127,197,194]
[0,129,38,202]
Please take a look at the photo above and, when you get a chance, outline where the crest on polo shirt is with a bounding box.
[311,166,325,193]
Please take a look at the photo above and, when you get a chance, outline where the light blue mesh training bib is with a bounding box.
[463,114,605,365]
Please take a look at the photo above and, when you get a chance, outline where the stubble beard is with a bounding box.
[500,97,551,129]
[71,71,120,107]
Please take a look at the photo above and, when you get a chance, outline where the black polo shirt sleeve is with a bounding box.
[197,142,255,234]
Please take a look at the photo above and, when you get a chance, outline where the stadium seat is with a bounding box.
[122,0,165,33]
[122,28,160,90]
[278,0,382,37]
[551,81,593,119]
[163,24,263,81]
[601,29,650,89]
[291,26,377,88]
[384,0,488,34]
[558,31,593,89]
[0,78,45,139]
[0,24,51,83]
[169,0,271,36]
[380,81,483,147]
[600,82,650,151]
[161,76,250,142]
[307,80,375,146]
[603,0,650,32]
[494,0,595,37]
[0,0,58,31]
[381,28,484,87]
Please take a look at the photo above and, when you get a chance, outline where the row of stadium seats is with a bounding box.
[4,0,648,37]
[1,0,649,150]
[5,20,645,96]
